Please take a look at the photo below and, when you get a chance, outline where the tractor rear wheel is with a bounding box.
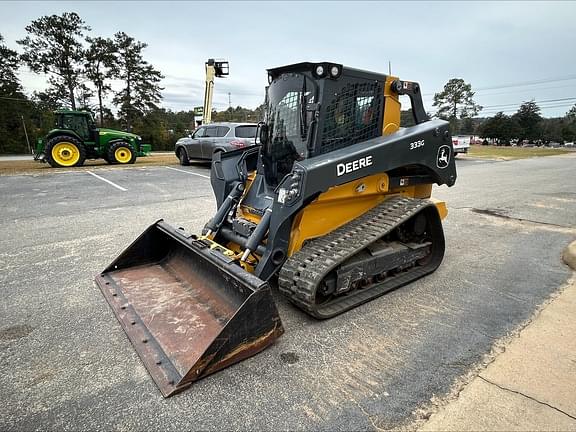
[46,136,87,168]
[108,141,137,164]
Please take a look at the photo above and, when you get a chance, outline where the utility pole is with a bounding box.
[21,115,31,154]
[228,92,232,121]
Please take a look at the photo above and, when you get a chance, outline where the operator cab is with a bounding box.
[55,110,97,142]
[260,62,387,186]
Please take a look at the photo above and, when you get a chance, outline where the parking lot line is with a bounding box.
[86,171,127,191]
[165,166,210,179]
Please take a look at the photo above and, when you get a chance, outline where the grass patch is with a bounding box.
[467,145,572,160]
[0,153,181,176]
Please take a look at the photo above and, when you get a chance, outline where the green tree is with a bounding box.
[211,105,263,123]
[433,78,482,133]
[540,118,563,144]
[0,33,33,154]
[479,112,521,145]
[513,100,542,142]
[75,82,95,112]
[33,89,63,111]
[566,104,576,121]
[479,112,505,143]
[254,103,266,122]
[562,104,576,142]
[30,91,58,136]
[85,36,117,126]
[0,34,22,96]
[459,117,475,135]
[112,32,164,131]
[18,12,90,110]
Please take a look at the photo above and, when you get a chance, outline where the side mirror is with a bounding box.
[259,123,269,148]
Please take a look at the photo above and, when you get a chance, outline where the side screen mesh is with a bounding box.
[273,91,300,139]
[320,81,383,154]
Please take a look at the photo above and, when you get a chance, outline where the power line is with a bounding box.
[0,95,32,102]
[480,103,575,115]
[481,97,576,109]
[473,83,576,98]
[475,75,576,92]
[421,82,576,102]
[422,75,576,97]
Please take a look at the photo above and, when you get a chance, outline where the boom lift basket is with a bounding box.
[95,221,284,397]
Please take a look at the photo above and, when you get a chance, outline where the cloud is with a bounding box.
[5,1,576,117]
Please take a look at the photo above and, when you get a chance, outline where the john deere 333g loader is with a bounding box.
[96,62,457,397]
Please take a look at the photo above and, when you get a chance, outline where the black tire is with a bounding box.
[108,141,137,165]
[177,147,190,166]
[45,135,86,168]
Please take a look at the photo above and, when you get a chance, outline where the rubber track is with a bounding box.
[278,196,441,318]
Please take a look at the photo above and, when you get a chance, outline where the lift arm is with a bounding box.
[202,59,229,125]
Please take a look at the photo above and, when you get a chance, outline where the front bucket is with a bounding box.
[95,220,284,397]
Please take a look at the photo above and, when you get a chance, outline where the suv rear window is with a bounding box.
[217,126,230,137]
[235,125,257,138]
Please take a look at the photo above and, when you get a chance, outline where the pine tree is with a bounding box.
[0,33,31,153]
[0,33,22,96]
[112,32,163,131]
[18,12,90,110]
[479,112,521,145]
[85,36,117,125]
[433,78,482,133]
[513,100,542,142]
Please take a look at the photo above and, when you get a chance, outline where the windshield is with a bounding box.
[264,72,317,185]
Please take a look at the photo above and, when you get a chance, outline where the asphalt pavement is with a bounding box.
[1,155,575,430]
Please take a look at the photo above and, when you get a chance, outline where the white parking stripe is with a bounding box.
[165,166,210,179]
[86,171,127,191]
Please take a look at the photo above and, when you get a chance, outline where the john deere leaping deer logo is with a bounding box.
[437,145,451,169]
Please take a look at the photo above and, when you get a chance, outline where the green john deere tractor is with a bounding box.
[35,110,152,168]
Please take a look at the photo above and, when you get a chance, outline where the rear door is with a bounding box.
[208,126,231,155]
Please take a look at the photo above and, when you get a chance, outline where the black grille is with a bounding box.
[320,81,383,154]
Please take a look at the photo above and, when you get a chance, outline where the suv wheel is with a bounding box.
[178,148,190,166]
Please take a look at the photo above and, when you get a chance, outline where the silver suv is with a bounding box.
[175,122,258,165]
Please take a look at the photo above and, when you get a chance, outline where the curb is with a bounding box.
[562,241,576,270]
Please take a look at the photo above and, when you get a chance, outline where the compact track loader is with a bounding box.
[96,62,457,397]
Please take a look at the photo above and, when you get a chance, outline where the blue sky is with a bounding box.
[2,1,576,117]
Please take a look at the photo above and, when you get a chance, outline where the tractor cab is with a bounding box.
[259,62,431,187]
[55,110,97,142]
[260,62,387,187]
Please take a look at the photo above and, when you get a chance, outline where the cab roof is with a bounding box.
[267,61,388,82]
